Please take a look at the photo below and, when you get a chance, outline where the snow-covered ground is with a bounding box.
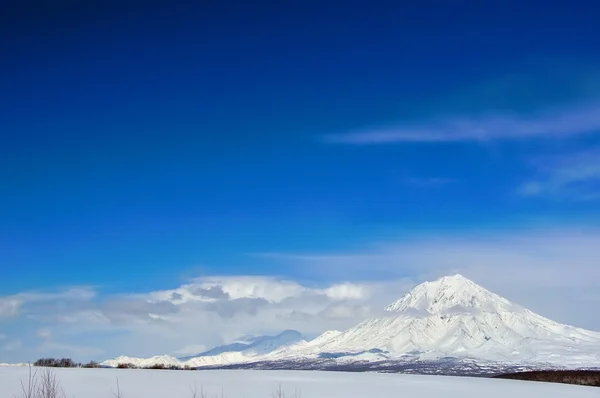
[0,367,596,398]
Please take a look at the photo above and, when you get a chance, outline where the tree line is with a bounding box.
[33,358,196,370]
[33,358,100,368]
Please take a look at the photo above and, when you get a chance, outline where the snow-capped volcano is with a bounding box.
[102,274,600,368]
[384,274,515,314]
[279,274,600,365]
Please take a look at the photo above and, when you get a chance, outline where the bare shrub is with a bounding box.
[37,368,66,398]
[189,383,207,398]
[15,365,66,398]
[111,377,124,398]
[81,361,100,369]
[15,364,38,398]
[272,384,301,398]
[116,363,136,369]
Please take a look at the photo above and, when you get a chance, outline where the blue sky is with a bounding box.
[2,1,600,362]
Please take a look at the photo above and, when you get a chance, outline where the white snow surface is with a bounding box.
[1,367,597,398]
[102,274,600,368]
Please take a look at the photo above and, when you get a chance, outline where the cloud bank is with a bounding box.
[1,228,600,363]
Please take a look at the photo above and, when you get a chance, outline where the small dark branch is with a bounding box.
[112,377,124,398]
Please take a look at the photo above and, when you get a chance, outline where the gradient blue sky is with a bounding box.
[2,1,600,362]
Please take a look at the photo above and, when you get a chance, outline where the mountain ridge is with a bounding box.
[178,330,303,361]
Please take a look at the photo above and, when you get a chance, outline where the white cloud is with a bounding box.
[36,328,52,340]
[318,303,370,320]
[323,102,600,144]
[16,287,96,303]
[0,287,98,334]
[322,283,367,300]
[519,148,600,200]
[0,286,96,321]
[0,298,22,319]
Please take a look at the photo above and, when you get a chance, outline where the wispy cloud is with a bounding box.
[0,298,21,319]
[519,148,600,200]
[0,286,96,320]
[323,102,600,144]
[36,328,52,340]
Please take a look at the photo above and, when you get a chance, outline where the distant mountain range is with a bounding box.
[178,330,304,361]
[102,274,600,370]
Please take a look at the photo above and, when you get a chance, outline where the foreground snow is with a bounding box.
[0,367,597,398]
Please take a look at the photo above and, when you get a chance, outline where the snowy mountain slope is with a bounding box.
[102,274,600,368]
[271,275,600,365]
[102,330,305,368]
[179,330,303,360]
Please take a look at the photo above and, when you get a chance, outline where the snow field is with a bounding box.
[0,367,597,398]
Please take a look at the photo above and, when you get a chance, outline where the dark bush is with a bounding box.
[494,370,600,387]
[82,361,100,368]
[34,358,78,368]
[116,363,137,369]
[142,364,189,370]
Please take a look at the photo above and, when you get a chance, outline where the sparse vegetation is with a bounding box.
[494,370,600,387]
[15,365,66,398]
[37,367,66,398]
